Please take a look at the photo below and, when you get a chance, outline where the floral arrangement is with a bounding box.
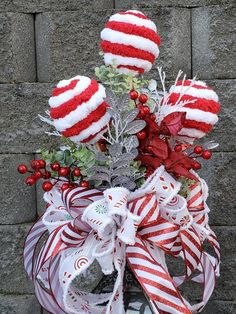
[18,10,221,314]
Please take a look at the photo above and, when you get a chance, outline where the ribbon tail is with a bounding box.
[207,228,221,272]
[24,217,48,279]
[179,226,202,278]
[106,240,126,314]
[58,233,111,314]
[191,251,216,312]
[173,251,216,313]
[34,277,66,314]
[126,237,191,314]
[35,225,66,275]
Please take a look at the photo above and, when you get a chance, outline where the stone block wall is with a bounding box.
[0,1,235,313]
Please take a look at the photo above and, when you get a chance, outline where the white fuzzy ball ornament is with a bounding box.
[100,10,161,76]
[49,75,110,144]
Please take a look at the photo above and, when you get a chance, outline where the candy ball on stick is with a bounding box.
[100,10,161,76]
[49,75,110,144]
[159,80,221,142]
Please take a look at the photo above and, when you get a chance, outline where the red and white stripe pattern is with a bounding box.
[101,10,161,76]
[62,186,103,218]
[129,192,159,226]
[180,227,202,277]
[139,217,179,252]
[60,221,88,246]
[49,75,110,144]
[186,181,205,214]
[165,80,220,142]
[24,217,48,279]
[207,229,221,266]
[127,237,191,314]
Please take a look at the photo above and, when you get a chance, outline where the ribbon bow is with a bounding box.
[24,166,220,314]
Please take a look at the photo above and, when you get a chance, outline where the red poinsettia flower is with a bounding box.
[137,113,197,180]
[159,112,186,136]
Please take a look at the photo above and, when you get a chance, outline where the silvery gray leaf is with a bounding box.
[202,141,219,150]
[90,166,110,175]
[88,173,110,182]
[123,109,139,124]
[130,148,138,158]
[118,94,130,111]
[95,152,109,162]
[124,135,139,150]
[123,180,136,191]
[107,91,129,112]
[112,167,132,177]
[108,143,123,157]
[125,120,146,135]
[111,153,134,168]
[148,79,157,91]
[112,176,130,186]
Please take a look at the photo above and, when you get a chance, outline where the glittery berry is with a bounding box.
[174,145,182,152]
[192,161,202,170]
[142,106,150,115]
[38,159,46,168]
[50,162,60,171]
[61,183,71,192]
[31,160,40,170]
[202,150,212,160]
[42,181,53,192]
[73,168,81,177]
[150,113,156,121]
[34,171,42,180]
[129,90,139,100]
[194,146,203,154]
[139,94,148,103]
[137,131,147,140]
[80,181,89,188]
[17,164,28,174]
[25,176,35,186]
[58,167,70,177]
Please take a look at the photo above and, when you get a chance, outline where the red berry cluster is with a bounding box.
[17,159,89,192]
[174,144,213,171]
[129,90,156,141]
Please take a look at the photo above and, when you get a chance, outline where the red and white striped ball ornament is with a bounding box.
[49,75,110,144]
[159,80,221,142]
[100,10,161,76]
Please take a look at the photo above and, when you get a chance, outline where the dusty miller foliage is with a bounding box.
[88,91,146,190]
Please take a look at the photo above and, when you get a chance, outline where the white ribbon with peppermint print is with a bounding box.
[24,166,220,314]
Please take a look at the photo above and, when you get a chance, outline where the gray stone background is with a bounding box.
[0,0,235,313]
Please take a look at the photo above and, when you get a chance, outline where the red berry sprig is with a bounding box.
[17,158,89,192]
[191,145,213,160]
[129,89,157,143]
[181,145,213,172]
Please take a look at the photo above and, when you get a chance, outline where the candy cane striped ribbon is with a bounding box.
[24,217,48,279]
[179,227,202,277]
[126,237,191,314]
[187,181,204,214]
